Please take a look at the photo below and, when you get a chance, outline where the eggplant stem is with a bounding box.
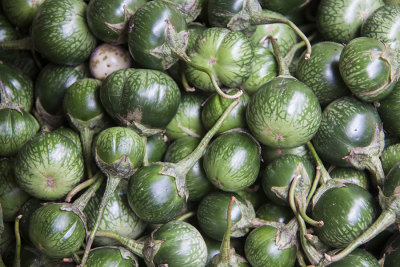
[306,167,321,206]
[66,172,101,203]
[296,199,323,227]
[141,136,149,166]
[181,72,195,92]
[93,230,144,258]
[306,142,331,184]
[80,128,95,178]
[14,214,22,267]
[176,211,195,221]
[220,196,236,262]
[269,36,288,76]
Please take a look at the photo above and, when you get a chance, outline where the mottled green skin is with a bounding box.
[246,76,322,148]
[64,78,103,121]
[204,236,221,266]
[128,0,187,70]
[147,220,207,267]
[296,41,349,106]
[29,203,85,258]
[19,198,41,244]
[85,180,146,246]
[127,164,185,224]
[0,109,39,157]
[242,46,277,95]
[256,203,292,223]
[381,144,400,174]
[86,247,139,267]
[203,132,260,192]
[100,68,181,128]
[262,154,315,206]
[197,192,248,241]
[339,37,395,102]
[1,0,45,29]
[31,0,97,65]
[312,183,379,248]
[164,137,213,201]
[378,82,400,138]
[146,134,167,163]
[383,234,400,267]
[316,0,384,43]
[328,249,379,267]
[95,127,144,167]
[244,225,296,267]
[312,97,382,167]
[250,10,297,57]
[166,93,205,140]
[330,167,369,190]
[35,63,88,115]
[54,127,82,153]
[185,27,254,92]
[0,159,30,222]
[0,63,33,111]
[201,90,249,134]
[15,131,84,200]
[207,0,244,27]
[361,5,400,54]
[259,0,307,14]
[261,144,311,164]
[186,22,207,52]
[383,161,400,197]
[87,0,146,44]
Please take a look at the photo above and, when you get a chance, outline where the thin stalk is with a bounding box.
[182,72,195,92]
[66,172,101,203]
[306,141,331,184]
[220,196,236,263]
[142,136,149,167]
[0,37,33,50]
[13,215,22,267]
[176,211,195,221]
[296,249,307,267]
[94,230,144,257]
[72,253,81,264]
[270,37,288,76]
[80,175,123,266]
[306,167,321,206]
[296,200,323,227]
[72,173,104,212]
[81,128,94,178]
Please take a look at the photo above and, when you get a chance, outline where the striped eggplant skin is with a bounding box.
[207,0,244,27]
[262,144,311,164]
[145,220,207,267]
[184,27,254,92]
[339,37,396,102]
[0,109,39,157]
[246,76,322,149]
[296,41,350,106]
[128,0,187,70]
[361,5,400,54]
[1,0,45,29]
[31,0,97,65]
[328,249,379,267]
[15,131,84,200]
[312,183,379,248]
[86,0,146,44]
[312,97,382,167]
[29,203,85,258]
[244,225,296,267]
[330,167,370,190]
[100,68,181,129]
[316,0,384,44]
[381,143,400,174]
[383,234,400,267]
[86,247,139,267]
[378,82,400,138]
[203,132,260,192]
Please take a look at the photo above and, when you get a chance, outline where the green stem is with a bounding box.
[296,249,307,267]
[80,175,123,266]
[306,141,331,184]
[270,36,288,76]
[181,72,195,92]
[0,37,33,50]
[13,215,22,267]
[296,199,323,227]
[142,136,149,167]
[66,172,101,203]
[220,196,235,263]
[364,156,385,187]
[176,211,195,221]
[81,128,95,178]
[324,209,396,263]
[175,99,239,174]
[94,230,144,258]
[72,173,104,212]
[72,253,81,264]
[306,167,321,206]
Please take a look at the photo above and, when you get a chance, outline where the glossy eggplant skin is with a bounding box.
[381,143,400,174]
[330,167,369,189]
[1,0,45,29]
[328,249,379,267]
[86,247,139,267]
[312,183,379,248]
[378,82,400,138]
[146,134,168,163]
[256,203,292,223]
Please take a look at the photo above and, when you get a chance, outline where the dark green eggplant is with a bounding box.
[261,144,311,164]
[256,203,292,223]
[329,167,369,190]
[165,93,205,140]
[164,136,213,201]
[339,37,398,102]
[15,131,84,200]
[203,131,260,192]
[378,81,400,138]
[381,143,400,174]
[53,127,82,153]
[18,198,41,244]
[1,0,45,29]
[0,223,14,256]
[236,184,268,210]
[145,133,168,164]
[259,0,308,14]
[316,0,384,43]
[86,0,146,44]
[86,247,139,267]
[312,96,384,186]
[327,249,379,267]
[383,234,400,267]
[296,41,350,106]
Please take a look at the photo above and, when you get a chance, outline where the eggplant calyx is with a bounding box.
[226,0,261,32]
[143,237,165,267]
[95,149,139,178]
[163,0,201,23]
[35,97,64,130]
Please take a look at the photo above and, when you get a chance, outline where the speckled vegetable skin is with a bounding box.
[262,144,311,164]
[1,0,45,29]
[381,144,400,174]
[330,167,369,189]
[383,234,400,267]
[0,109,39,157]
[328,249,379,267]
[86,0,146,44]
[316,0,384,43]
[378,82,400,138]
[146,134,168,163]
[184,27,253,92]
[15,131,84,200]
[256,203,292,223]
[339,37,398,102]
[296,41,349,106]
[86,247,139,267]
[0,62,33,111]
[312,183,379,248]
[29,203,86,258]
[361,5,400,54]
[31,0,97,65]
[246,76,322,148]
[203,132,260,192]
[244,225,296,267]
[100,68,181,130]
[262,154,314,206]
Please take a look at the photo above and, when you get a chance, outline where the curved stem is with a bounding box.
[0,37,33,50]
[296,200,323,227]
[72,173,104,212]
[14,215,22,267]
[81,128,94,178]
[270,36,288,76]
[176,211,195,221]
[306,167,321,206]
[307,141,331,184]
[181,72,195,92]
[94,230,144,258]
[220,196,235,263]
[80,175,122,266]
[364,156,385,187]
[66,172,101,203]
[324,209,396,263]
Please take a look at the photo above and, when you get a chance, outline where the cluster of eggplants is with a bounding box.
[1,0,400,266]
